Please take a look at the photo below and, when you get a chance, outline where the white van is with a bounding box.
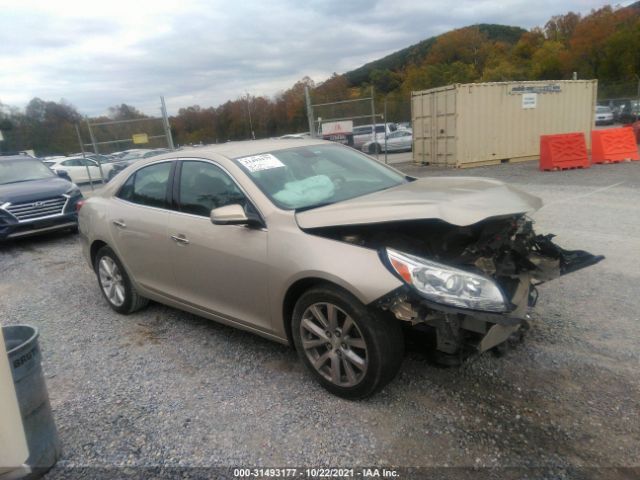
[352,123,398,152]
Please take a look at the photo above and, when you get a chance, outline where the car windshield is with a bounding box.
[234,144,407,210]
[0,159,56,185]
[596,106,611,113]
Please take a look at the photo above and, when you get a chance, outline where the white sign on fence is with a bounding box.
[321,121,353,136]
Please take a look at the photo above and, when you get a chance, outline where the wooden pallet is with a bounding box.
[541,165,588,172]
[455,155,538,169]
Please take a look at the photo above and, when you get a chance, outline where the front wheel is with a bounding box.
[292,285,404,399]
[368,143,381,154]
[94,246,149,314]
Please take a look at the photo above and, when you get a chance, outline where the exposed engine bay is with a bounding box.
[306,214,604,361]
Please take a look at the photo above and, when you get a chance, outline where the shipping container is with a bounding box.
[411,80,597,167]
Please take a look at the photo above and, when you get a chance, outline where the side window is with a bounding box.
[117,162,172,209]
[62,159,81,167]
[178,161,246,217]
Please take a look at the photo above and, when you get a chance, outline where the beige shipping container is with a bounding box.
[412,80,597,167]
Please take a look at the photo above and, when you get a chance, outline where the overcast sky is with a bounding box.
[0,0,629,116]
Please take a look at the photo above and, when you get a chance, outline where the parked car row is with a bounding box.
[597,99,640,124]
[37,148,171,184]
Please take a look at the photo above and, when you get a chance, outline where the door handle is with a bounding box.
[171,234,190,245]
[112,219,126,228]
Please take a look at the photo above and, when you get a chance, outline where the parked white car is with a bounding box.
[43,156,112,184]
[362,129,413,153]
[595,106,614,126]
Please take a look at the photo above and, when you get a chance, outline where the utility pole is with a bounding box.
[305,85,315,138]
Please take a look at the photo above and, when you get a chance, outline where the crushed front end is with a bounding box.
[312,215,604,361]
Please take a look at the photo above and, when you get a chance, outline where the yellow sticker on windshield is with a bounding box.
[238,154,285,172]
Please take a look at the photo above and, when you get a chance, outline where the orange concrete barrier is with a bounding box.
[539,133,589,171]
[591,127,640,164]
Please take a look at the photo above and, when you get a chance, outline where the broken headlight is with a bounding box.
[385,248,508,312]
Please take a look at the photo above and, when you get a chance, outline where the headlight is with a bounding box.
[385,248,508,312]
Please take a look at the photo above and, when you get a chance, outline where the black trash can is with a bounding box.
[3,325,61,478]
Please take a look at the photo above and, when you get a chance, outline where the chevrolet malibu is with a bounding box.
[79,139,602,398]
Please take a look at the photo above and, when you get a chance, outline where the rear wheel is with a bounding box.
[94,246,148,314]
[368,143,381,154]
[292,285,404,399]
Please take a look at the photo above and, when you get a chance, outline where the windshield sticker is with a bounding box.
[237,154,285,172]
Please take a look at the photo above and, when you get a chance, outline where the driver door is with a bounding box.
[167,160,271,332]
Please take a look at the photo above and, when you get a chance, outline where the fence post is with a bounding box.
[160,96,175,150]
[370,86,378,160]
[384,97,388,164]
[305,86,315,138]
[75,124,94,191]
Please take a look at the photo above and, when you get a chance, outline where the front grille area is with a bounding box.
[5,196,67,222]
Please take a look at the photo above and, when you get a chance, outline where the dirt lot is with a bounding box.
[1,159,639,479]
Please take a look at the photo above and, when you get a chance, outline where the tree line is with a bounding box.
[1,4,639,156]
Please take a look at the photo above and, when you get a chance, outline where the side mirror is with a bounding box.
[56,170,72,181]
[210,204,249,225]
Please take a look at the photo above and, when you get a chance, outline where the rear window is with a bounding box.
[353,126,372,135]
[118,162,172,209]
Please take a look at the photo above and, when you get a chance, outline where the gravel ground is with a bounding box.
[1,160,639,479]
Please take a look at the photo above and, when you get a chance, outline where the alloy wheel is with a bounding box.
[299,302,368,387]
[98,256,125,307]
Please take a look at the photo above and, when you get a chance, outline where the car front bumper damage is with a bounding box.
[374,229,604,358]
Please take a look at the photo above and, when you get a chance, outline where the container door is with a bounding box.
[435,89,457,167]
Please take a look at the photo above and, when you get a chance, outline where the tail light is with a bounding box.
[76,200,86,213]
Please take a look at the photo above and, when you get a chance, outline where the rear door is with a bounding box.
[167,159,271,331]
[109,161,176,295]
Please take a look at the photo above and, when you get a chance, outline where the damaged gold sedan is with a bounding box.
[79,139,603,399]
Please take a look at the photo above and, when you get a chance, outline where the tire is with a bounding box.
[292,285,404,399]
[94,246,149,314]
[368,143,381,154]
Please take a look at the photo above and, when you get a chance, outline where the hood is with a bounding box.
[296,177,543,229]
[0,177,74,205]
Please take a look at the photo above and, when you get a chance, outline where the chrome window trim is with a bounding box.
[112,157,267,228]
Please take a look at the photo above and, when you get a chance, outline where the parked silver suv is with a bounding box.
[353,123,398,153]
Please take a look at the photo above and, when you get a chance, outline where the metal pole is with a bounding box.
[384,97,388,164]
[305,85,315,138]
[246,93,255,140]
[86,119,99,154]
[76,124,94,191]
[370,86,378,160]
[160,96,175,150]
[85,119,105,184]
